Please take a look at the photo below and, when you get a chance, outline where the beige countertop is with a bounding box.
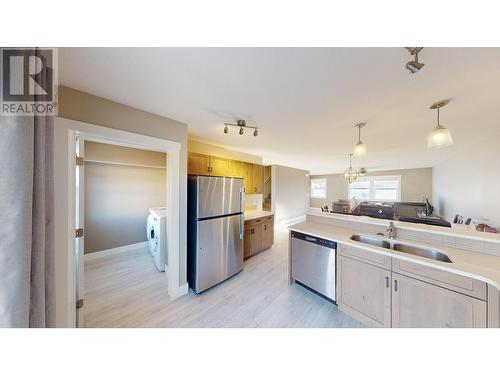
[308,211,500,244]
[244,210,274,221]
[289,220,500,290]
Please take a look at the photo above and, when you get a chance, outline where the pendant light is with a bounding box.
[353,122,367,157]
[428,100,453,148]
[344,153,359,184]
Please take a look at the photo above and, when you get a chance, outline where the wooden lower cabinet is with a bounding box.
[337,255,392,328]
[337,252,488,328]
[392,273,487,328]
[244,215,274,259]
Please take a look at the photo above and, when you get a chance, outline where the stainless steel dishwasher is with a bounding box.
[291,231,337,302]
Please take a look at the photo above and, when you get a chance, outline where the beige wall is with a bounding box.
[272,165,310,225]
[310,167,433,207]
[58,85,188,284]
[84,141,167,253]
[188,138,262,164]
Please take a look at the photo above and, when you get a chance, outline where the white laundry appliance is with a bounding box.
[146,207,168,271]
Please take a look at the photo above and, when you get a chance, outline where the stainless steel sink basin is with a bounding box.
[350,234,391,249]
[350,234,453,263]
[392,243,452,263]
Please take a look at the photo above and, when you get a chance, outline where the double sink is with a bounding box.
[350,234,453,263]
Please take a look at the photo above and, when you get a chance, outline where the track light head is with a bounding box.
[406,59,425,73]
[224,125,229,134]
[239,126,244,135]
[253,128,258,137]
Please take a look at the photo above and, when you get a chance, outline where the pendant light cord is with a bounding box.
[437,106,440,126]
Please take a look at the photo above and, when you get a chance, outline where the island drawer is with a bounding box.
[392,259,487,300]
[338,243,391,270]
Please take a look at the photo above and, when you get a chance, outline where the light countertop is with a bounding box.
[289,220,500,289]
[308,211,500,245]
[244,210,274,221]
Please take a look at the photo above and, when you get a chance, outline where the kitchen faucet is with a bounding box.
[387,221,396,240]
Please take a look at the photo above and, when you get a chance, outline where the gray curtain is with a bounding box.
[0,53,55,328]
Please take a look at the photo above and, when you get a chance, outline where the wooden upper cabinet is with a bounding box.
[242,162,253,193]
[209,156,229,176]
[252,164,264,194]
[188,153,210,175]
[228,159,243,178]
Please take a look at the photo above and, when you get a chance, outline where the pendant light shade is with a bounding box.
[344,154,359,184]
[353,123,367,157]
[428,125,453,148]
[428,100,453,149]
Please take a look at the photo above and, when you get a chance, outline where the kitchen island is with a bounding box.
[288,212,500,328]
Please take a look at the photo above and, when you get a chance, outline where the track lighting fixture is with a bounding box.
[353,122,367,157]
[428,100,453,148]
[223,119,259,137]
[405,47,424,73]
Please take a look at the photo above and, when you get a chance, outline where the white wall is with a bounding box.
[433,132,500,226]
[272,165,310,226]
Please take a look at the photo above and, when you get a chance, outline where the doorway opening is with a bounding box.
[60,118,184,328]
[76,139,168,327]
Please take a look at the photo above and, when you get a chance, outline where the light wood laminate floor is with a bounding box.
[84,228,364,328]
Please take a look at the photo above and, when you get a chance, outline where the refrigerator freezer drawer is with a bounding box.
[194,214,244,293]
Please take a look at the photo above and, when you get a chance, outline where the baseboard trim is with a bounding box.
[84,241,148,261]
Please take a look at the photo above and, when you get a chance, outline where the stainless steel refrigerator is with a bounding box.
[187,175,244,293]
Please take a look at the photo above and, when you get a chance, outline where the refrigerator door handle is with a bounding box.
[239,187,244,213]
[239,214,244,240]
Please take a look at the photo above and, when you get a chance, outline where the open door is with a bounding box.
[75,137,85,327]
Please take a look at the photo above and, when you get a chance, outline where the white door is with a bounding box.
[75,137,85,327]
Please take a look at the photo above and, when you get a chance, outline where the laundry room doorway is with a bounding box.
[60,118,183,328]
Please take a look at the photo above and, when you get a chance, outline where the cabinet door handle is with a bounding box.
[385,276,389,288]
[394,280,398,292]
[264,224,267,230]
[250,229,255,234]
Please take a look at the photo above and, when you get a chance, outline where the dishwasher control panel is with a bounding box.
[290,231,336,249]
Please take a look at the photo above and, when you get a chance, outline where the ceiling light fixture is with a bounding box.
[353,122,367,157]
[344,153,359,184]
[428,99,453,149]
[224,119,259,137]
[405,47,424,74]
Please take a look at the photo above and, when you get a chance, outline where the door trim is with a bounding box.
[54,117,184,327]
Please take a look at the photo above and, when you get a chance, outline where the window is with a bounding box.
[348,175,401,202]
[311,178,327,199]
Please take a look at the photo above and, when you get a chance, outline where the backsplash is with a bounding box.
[307,213,500,257]
[244,193,263,211]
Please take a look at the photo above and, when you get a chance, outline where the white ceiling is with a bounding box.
[59,48,500,174]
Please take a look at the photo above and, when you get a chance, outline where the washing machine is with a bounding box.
[146,207,168,272]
